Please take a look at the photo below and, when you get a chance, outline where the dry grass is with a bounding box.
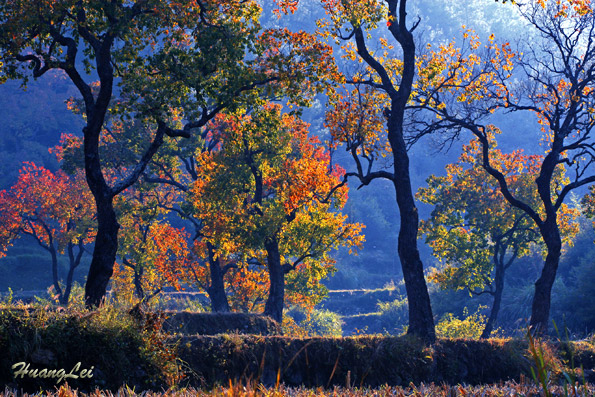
[1,380,594,396]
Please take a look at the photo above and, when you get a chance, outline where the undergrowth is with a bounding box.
[0,301,180,392]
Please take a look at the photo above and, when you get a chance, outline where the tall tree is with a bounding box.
[418,136,578,338]
[410,1,595,333]
[112,221,191,305]
[0,164,95,304]
[0,0,177,306]
[319,0,436,341]
[113,178,188,303]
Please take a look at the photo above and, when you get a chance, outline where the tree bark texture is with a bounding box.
[530,220,562,333]
[263,237,284,324]
[207,249,231,313]
[85,196,119,307]
[389,124,436,343]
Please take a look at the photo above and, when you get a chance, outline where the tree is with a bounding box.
[131,25,340,312]
[57,119,247,310]
[112,179,189,303]
[225,264,269,312]
[410,0,595,333]
[418,136,578,338]
[190,104,364,322]
[0,0,294,306]
[112,221,191,305]
[55,110,241,312]
[318,0,437,341]
[0,163,95,304]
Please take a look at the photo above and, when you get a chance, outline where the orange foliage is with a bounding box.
[112,220,191,304]
[226,265,269,312]
[0,163,95,257]
[112,176,188,302]
[189,104,363,311]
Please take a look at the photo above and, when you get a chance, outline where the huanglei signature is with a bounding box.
[12,361,94,384]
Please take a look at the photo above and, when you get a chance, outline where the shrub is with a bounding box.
[436,306,488,339]
[286,307,343,337]
[376,296,408,334]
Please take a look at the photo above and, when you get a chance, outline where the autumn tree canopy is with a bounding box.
[410,0,595,332]
[0,163,95,304]
[0,0,339,306]
[418,136,579,338]
[189,104,364,322]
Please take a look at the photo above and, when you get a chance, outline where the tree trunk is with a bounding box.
[377,3,436,343]
[49,245,64,302]
[207,248,231,312]
[62,247,76,305]
[80,38,117,307]
[85,196,119,307]
[388,114,436,343]
[62,264,76,305]
[530,223,562,334]
[62,241,85,305]
[263,237,284,323]
[133,265,144,300]
[392,171,436,343]
[481,259,504,339]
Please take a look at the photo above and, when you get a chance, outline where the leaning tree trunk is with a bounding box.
[530,221,562,334]
[74,35,118,308]
[379,3,436,343]
[207,247,231,312]
[85,195,119,307]
[263,237,284,323]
